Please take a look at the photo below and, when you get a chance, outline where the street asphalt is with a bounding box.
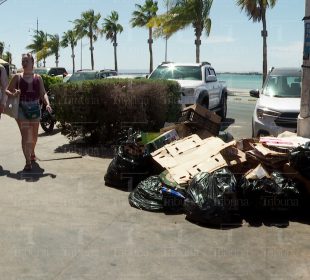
[0,113,309,280]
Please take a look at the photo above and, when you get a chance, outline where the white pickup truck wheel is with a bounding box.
[201,97,209,109]
[218,94,227,120]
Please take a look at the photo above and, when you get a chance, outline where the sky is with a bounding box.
[0,0,306,73]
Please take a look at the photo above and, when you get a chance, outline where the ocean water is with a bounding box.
[217,73,263,90]
[119,70,263,90]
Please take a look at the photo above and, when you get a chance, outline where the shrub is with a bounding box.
[40,74,63,92]
[51,78,181,144]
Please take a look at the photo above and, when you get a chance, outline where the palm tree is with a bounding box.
[44,34,61,67]
[0,41,4,58]
[74,9,101,70]
[26,30,48,67]
[236,0,277,84]
[3,51,12,64]
[131,0,158,73]
[61,30,78,73]
[153,0,213,63]
[102,11,123,72]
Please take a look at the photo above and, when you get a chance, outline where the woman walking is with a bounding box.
[0,64,8,117]
[6,53,52,171]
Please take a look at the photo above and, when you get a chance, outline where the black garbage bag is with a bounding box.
[184,168,242,226]
[104,145,151,190]
[289,142,310,180]
[239,171,300,215]
[128,176,186,212]
[128,176,164,211]
[161,186,186,213]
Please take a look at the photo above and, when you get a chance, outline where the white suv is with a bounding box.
[148,62,228,119]
[251,67,302,137]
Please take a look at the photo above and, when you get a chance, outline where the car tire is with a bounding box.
[218,93,227,120]
[201,97,209,109]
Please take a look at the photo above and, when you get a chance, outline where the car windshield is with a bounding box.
[264,74,301,98]
[34,68,49,75]
[68,72,98,82]
[148,65,202,80]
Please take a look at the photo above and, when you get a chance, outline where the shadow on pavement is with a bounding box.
[5,162,57,182]
[220,118,235,131]
[38,128,61,137]
[55,143,114,159]
[0,166,10,177]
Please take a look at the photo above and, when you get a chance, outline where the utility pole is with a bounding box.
[36,17,39,67]
[164,0,169,62]
[297,0,310,137]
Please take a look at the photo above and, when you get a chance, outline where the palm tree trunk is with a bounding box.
[195,28,202,63]
[114,35,118,72]
[71,45,75,73]
[36,53,39,67]
[90,37,94,70]
[55,54,59,67]
[148,27,153,73]
[262,10,268,85]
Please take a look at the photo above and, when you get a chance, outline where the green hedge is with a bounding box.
[41,74,63,92]
[50,78,181,143]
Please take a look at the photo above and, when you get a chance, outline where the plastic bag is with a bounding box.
[104,128,154,190]
[128,176,186,212]
[104,145,151,190]
[161,186,185,213]
[289,142,310,179]
[184,168,241,226]
[128,176,164,211]
[239,171,300,215]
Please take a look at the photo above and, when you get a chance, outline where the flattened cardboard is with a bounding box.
[160,123,193,138]
[151,136,240,185]
[252,143,288,157]
[182,104,221,124]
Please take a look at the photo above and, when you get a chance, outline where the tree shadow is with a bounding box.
[38,128,61,137]
[220,118,235,131]
[54,142,114,159]
[6,162,57,182]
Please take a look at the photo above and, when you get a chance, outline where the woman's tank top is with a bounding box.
[19,74,41,102]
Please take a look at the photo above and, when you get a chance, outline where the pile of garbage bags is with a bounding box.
[104,105,310,227]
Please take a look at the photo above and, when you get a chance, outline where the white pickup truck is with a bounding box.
[148,62,227,119]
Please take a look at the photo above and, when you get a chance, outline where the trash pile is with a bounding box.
[104,104,310,227]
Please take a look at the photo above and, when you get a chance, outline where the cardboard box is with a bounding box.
[160,122,213,140]
[160,123,193,138]
[151,135,244,185]
[146,129,179,153]
[178,104,221,135]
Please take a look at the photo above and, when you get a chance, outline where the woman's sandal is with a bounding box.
[23,163,32,171]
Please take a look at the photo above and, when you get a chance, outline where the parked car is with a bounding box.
[34,67,68,77]
[148,62,227,119]
[66,70,99,82]
[66,69,117,82]
[106,74,144,79]
[250,67,302,137]
[99,69,117,78]
[63,73,72,83]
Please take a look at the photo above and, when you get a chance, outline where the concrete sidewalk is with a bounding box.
[0,114,309,280]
